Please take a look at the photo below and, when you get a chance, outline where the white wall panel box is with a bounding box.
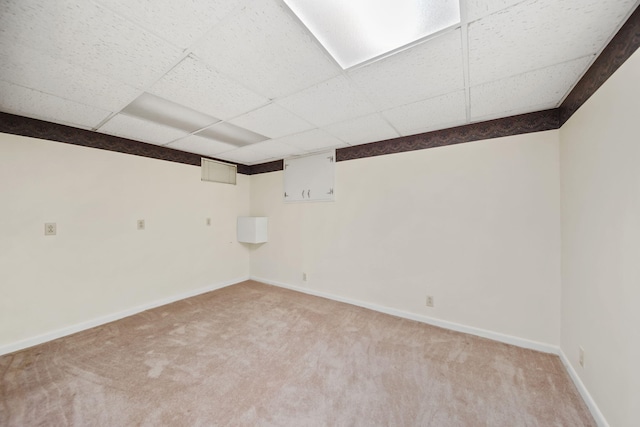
[237,217,268,243]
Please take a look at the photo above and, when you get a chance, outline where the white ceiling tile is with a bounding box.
[382,91,467,136]
[323,114,400,146]
[468,0,637,85]
[0,80,110,129]
[215,146,274,165]
[149,56,268,120]
[166,135,237,157]
[93,0,246,49]
[247,140,305,160]
[276,76,377,127]
[348,30,464,110]
[228,103,313,139]
[465,0,522,22]
[470,56,594,121]
[192,0,341,99]
[270,129,347,152]
[97,114,189,146]
[0,0,182,89]
[0,42,141,113]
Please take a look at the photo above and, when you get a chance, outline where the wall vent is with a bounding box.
[201,158,236,185]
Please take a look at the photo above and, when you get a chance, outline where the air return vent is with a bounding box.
[201,158,236,185]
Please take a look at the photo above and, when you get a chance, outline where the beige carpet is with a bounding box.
[1,280,595,426]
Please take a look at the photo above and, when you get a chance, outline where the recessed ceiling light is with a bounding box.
[197,122,268,147]
[283,0,461,69]
[122,92,219,133]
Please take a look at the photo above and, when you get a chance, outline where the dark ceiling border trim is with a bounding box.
[559,5,640,125]
[244,109,558,174]
[0,112,251,175]
[336,109,559,163]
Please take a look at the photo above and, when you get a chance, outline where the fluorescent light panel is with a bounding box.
[197,122,268,147]
[283,0,460,69]
[122,92,219,133]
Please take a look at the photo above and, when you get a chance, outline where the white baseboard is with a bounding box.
[250,276,558,354]
[559,350,609,427]
[252,276,609,425]
[0,275,249,356]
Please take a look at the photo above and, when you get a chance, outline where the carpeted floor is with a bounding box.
[0,280,595,426]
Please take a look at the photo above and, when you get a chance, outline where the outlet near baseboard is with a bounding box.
[578,346,585,368]
[426,295,434,307]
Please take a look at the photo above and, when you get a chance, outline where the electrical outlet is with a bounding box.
[579,346,585,368]
[44,223,56,236]
[137,219,145,230]
[206,218,211,226]
[426,295,434,307]
[303,272,307,281]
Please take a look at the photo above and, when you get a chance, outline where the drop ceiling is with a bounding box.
[0,0,638,166]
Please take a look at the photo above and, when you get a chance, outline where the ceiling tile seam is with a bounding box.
[559,3,640,125]
[88,0,185,51]
[278,0,343,71]
[465,0,530,25]
[343,24,464,73]
[470,53,598,90]
[92,52,198,132]
[188,52,278,106]
[0,79,114,119]
[338,72,394,121]
[1,39,147,118]
[214,100,313,131]
[556,0,640,107]
[90,0,246,52]
[60,1,189,92]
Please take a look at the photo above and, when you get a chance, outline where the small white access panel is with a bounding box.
[284,150,335,202]
[237,217,268,244]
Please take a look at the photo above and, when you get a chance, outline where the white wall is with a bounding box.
[0,133,251,351]
[560,48,640,427]
[250,131,562,346]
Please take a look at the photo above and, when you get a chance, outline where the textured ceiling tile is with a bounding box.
[468,0,637,85]
[276,76,377,127]
[166,135,237,157]
[192,0,340,99]
[228,103,314,139]
[270,129,347,152]
[97,114,189,146]
[246,140,305,159]
[0,80,110,129]
[382,91,467,136]
[0,0,182,89]
[0,42,141,113]
[93,0,245,49]
[470,56,593,121]
[215,145,274,165]
[465,0,522,22]
[149,56,268,120]
[323,114,400,146]
[348,30,464,110]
